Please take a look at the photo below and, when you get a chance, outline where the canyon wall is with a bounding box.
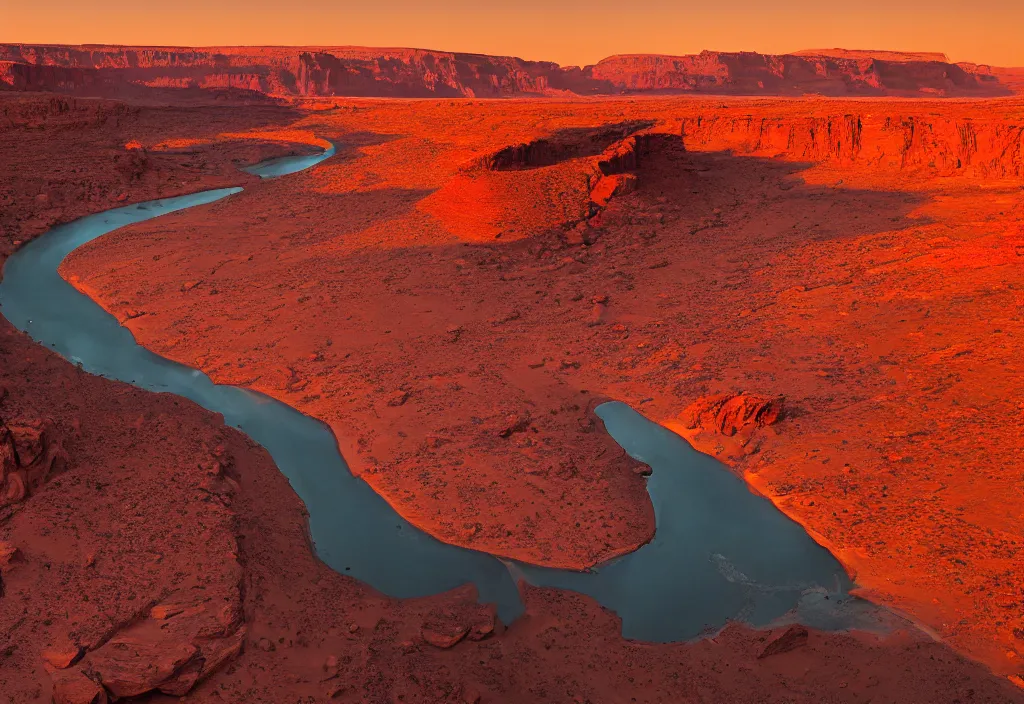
[0,60,102,93]
[680,113,1024,178]
[1,44,1019,98]
[588,51,1009,96]
[0,45,606,98]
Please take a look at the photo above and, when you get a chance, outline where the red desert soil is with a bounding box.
[58,96,1024,683]
[1,91,1023,702]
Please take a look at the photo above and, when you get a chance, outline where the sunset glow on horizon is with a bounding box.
[5,0,1024,68]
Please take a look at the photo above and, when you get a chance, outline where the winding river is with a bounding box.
[0,143,886,638]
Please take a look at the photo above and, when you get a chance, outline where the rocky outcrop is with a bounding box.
[1,44,1019,98]
[680,114,1024,177]
[0,413,67,513]
[476,122,655,220]
[0,60,103,92]
[682,393,785,437]
[481,121,653,171]
[51,669,107,704]
[0,44,601,99]
[291,48,595,97]
[40,447,248,701]
[587,133,653,208]
[65,596,246,700]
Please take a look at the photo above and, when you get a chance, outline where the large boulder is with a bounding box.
[682,393,784,437]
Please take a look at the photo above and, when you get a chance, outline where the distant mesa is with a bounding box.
[792,48,951,63]
[1,43,1021,99]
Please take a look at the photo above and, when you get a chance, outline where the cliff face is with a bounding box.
[0,60,103,93]
[0,45,600,98]
[0,44,1019,98]
[589,51,1010,96]
[680,113,1024,177]
[307,48,604,97]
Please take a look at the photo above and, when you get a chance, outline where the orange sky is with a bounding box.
[5,0,1024,68]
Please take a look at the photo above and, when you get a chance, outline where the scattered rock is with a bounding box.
[468,616,495,641]
[321,654,339,681]
[565,222,589,246]
[497,414,531,438]
[3,472,26,502]
[421,624,470,649]
[89,634,198,699]
[566,221,603,247]
[41,639,84,669]
[325,681,348,699]
[632,463,652,476]
[50,669,108,704]
[757,624,809,659]
[0,541,21,568]
[150,603,185,620]
[386,390,410,407]
[157,659,202,696]
[8,419,45,465]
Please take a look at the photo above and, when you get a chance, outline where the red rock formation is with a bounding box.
[589,51,1011,96]
[682,393,785,437]
[680,113,1024,177]
[0,44,601,99]
[793,49,953,62]
[2,44,1020,98]
[50,670,107,704]
[0,60,103,92]
[0,415,67,510]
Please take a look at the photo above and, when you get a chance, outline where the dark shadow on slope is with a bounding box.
[482,121,655,171]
